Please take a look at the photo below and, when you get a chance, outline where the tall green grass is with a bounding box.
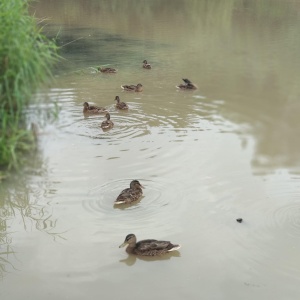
[0,0,58,174]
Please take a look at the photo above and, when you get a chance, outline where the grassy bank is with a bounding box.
[0,0,58,175]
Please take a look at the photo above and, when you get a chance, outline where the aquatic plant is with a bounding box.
[0,0,58,174]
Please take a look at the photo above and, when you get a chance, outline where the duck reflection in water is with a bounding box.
[120,250,181,266]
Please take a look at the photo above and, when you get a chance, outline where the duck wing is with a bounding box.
[120,102,128,109]
[136,239,172,251]
[115,187,141,203]
[89,105,106,112]
[101,120,114,129]
[121,85,136,91]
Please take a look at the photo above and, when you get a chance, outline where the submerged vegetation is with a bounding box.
[0,0,58,175]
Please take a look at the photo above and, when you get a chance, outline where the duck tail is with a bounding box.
[114,200,124,205]
[168,244,181,252]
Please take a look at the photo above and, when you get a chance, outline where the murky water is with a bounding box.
[1,0,300,299]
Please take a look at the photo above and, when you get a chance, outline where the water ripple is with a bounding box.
[82,178,184,235]
[273,203,300,238]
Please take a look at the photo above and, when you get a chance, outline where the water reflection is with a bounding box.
[251,100,300,173]
[0,145,65,278]
[120,251,181,266]
[0,215,15,279]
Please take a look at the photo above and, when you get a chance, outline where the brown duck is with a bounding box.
[83,102,107,114]
[176,78,197,90]
[143,60,151,69]
[101,112,114,130]
[115,96,128,110]
[121,83,143,92]
[98,67,117,73]
[119,234,181,256]
[114,180,144,205]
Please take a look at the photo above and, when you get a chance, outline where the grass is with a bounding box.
[0,0,58,175]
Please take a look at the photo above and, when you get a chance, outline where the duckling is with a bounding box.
[83,102,107,114]
[121,83,143,92]
[101,112,114,130]
[119,234,181,256]
[143,60,151,69]
[115,96,128,110]
[114,180,144,205]
[176,78,197,90]
[98,67,117,73]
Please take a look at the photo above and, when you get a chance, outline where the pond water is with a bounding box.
[1,0,300,299]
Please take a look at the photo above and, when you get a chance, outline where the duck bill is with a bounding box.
[119,241,128,248]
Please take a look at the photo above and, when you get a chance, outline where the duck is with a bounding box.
[114,180,144,205]
[115,96,128,110]
[98,67,117,73]
[143,60,151,69]
[119,234,181,256]
[83,102,107,114]
[101,112,114,130]
[176,78,197,90]
[121,83,143,92]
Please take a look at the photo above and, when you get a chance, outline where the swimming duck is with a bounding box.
[119,234,181,256]
[115,96,128,110]
[114,180,144,205]
[121,83,143,92]
[101,112,114,130]
[143,60,151,69]
[176,78,197,90]
[98,67,117,73]
[83,102,107,114]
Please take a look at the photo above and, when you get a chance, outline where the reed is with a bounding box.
[0,0,58,174]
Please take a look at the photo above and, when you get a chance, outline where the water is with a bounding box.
[1,1,300,299]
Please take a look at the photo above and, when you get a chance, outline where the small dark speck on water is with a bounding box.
[236,218,243,223]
